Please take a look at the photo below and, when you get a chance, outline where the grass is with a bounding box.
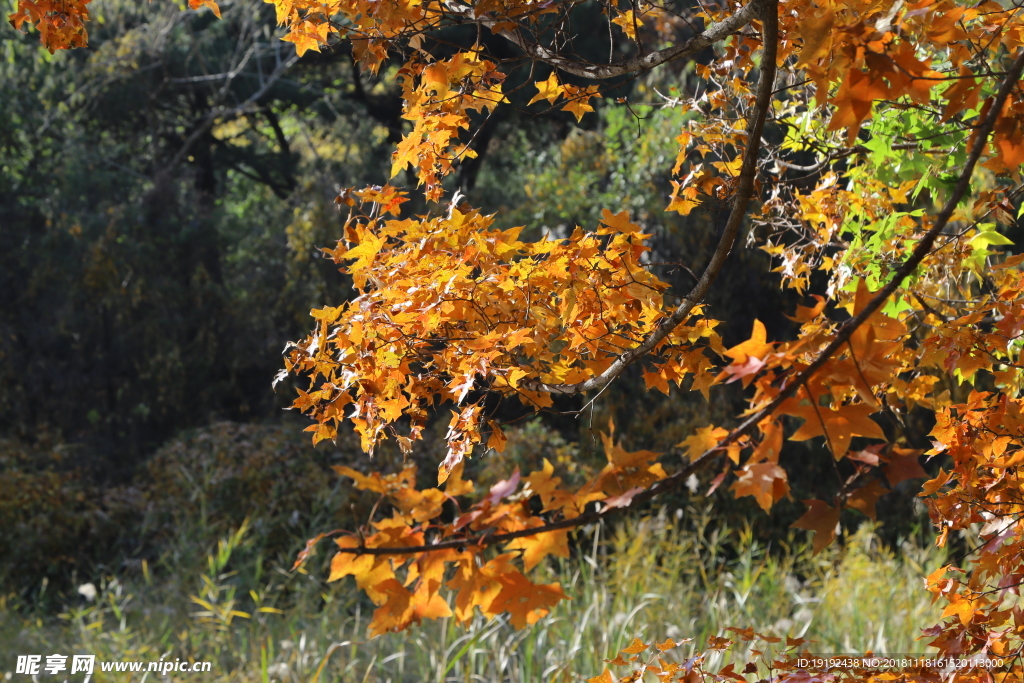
[1,500,946,683]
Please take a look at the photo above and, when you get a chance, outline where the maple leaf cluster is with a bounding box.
[284,194,721,481]
[391,52,508,201]
[303,426,670,635]
[9,0,90,51]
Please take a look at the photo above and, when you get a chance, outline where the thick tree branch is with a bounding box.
[329,46,1024,560]
[521,0,777,395]
[434,0,763,79]
[489,0,770,79]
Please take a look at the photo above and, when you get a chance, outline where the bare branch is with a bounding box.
[775,142,951,173]
[168,51,299,172]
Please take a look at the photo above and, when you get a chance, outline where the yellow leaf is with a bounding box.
[281,21,326,57]
[599,208,642,233]
[528,72,562,105]
[667,180,699,215]
[561,85,599,122]
[655,638,680,652]
[611,9,637,39]
[621,637,649,654]
[391,131,423,177]
[444,460,475,496]
[340,230,386,272]
[487,421,508,452]
[677,425,729,460]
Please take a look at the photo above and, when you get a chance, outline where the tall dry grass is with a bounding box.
[1,501,945,683]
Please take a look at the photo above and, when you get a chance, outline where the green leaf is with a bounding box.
[882,295,914,317]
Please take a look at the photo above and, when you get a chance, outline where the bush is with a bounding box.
[0,437,139,598]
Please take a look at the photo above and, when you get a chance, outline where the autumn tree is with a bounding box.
[19,0,1024,678]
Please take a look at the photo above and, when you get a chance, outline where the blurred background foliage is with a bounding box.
[1,0,936,670]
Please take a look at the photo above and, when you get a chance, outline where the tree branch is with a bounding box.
[168,52,299,173]
[445,0,768,80]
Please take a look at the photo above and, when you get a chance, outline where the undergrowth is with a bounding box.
[1,504,944,682]
[0,422,946,682]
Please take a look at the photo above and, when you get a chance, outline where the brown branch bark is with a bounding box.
[329,46,1024,559]
[488,0,769,80]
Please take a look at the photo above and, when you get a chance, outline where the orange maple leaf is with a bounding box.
[788,402,885,459]
[667,179,700,216]
[506,526,570,571]
[750,419,783,464]
[367,579,415,635]
[410,578,453,622]
[785,295,827,323]
[561,84,599,122]
[722,319,772,365]
[187,0,221,17]
[791,499,840,555]
[643,367,671,395]
[828,70,889,142]
[941,66,981,121]
[281,20,327,57]
[941,592,980,626]
[488,572,568,629]
[882,448,928,485]
[795,6,834,67]
[731,462,790,512]
[845,479,889,520]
